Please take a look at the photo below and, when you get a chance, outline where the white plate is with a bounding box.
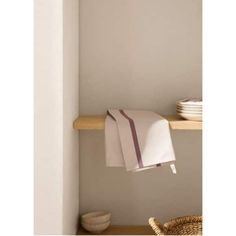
[176,104,202,109]
[177,98,202,106]
[177,110,202,115]
[177,113,202,121]
[177,110,202,114]
[177,106,202,110]
[177,107,202,111]
[177,104,202,110]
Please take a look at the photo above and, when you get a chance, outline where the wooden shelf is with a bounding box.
[77,225,154,235]
[73,115,202,130]
[74,116,106,130]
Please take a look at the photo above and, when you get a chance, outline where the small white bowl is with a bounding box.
[81,211,111,225]
[81,220,110,234]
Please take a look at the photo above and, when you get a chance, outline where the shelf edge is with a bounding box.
[73,115,202,130]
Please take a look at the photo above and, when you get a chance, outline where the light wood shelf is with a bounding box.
[73,115,202,130]
[77,225,154,235]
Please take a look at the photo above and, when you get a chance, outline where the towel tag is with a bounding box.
[170,164,177,174]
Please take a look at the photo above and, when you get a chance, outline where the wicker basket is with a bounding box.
[149,215,202,235]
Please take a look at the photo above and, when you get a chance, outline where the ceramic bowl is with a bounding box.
[81,211,111,225]
[81,220,110,234]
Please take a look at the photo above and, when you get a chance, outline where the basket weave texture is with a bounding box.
[149,215,202,235]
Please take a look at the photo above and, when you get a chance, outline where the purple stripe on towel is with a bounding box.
[119,110,144,168]
[107,110,116,120]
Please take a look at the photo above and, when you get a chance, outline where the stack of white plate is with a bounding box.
[176,98,202,121]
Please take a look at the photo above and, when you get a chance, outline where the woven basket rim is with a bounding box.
[164,215,202,229]
[149,215,202,235]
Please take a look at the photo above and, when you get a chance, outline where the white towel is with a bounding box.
[105,109,176,172]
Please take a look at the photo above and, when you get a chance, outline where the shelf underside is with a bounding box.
[77,225,154,235]
[73,115,202,130]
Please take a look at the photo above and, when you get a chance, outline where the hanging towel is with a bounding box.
[105,109,176,172]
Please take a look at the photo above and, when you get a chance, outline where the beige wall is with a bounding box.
[79,0,202,225]
[35,0,79,234]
